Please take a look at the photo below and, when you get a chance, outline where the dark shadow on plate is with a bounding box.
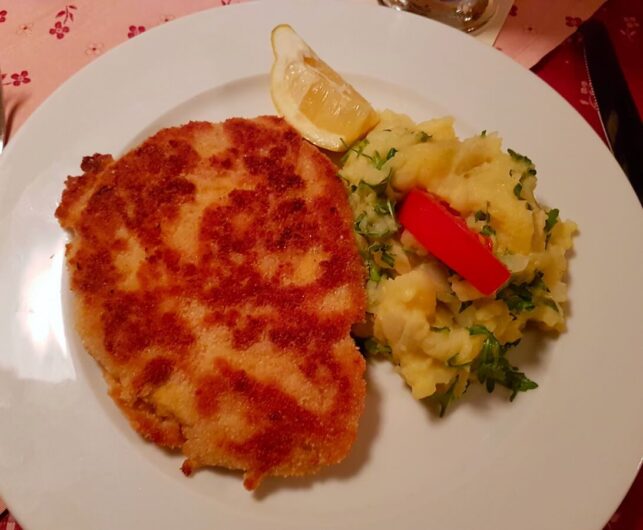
[3,91,29,143]
[249,362,382,499]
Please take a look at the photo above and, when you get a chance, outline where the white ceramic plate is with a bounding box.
[0,2,641,529]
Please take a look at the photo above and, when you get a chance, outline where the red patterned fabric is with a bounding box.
[534,0,643,142]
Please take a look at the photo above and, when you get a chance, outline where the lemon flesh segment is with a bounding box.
[271,24,379,151]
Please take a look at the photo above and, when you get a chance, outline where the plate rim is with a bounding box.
[0,2,642,530]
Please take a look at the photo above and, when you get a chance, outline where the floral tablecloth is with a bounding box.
[0,0,641,529]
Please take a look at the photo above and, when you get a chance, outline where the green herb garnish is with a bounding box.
[371,150,386,170]
[362,336,392,356]
[474,210,489,222]
[417,131,431,143]
[468,326,537,400]
[361,251,384,282]
[497,282,535,313]
[513,183,523,199]
[447,353,471,368]
[530,271,549,292]
[545,208,559,233]
[340,138,371,165]
[544,208,560,245]
[352,173,397,239]
[358,168,392,196]
[507,148,533,166]
[373,197,396,217]
[359,237,397,283]
[369,242,396,268]
[369,148,398,170]
[542,298,560,313]
[480,224,496,237]
[431,376,459,417]
[497,272,558,315]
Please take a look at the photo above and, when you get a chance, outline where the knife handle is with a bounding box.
[582,20,643,205]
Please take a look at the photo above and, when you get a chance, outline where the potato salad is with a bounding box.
[340,110,577,414]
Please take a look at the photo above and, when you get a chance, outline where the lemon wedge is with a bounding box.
[270,24,379,151]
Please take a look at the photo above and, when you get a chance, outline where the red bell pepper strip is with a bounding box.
[398,189,510,295]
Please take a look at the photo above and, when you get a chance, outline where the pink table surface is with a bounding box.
[0,0,610,137]
[1,1,641,529]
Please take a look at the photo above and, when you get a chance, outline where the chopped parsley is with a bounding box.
[480,130,487,137]
[371,151,386,170]
[359,336,392,357]
[545,208,560,233]
[362,251,381,282]
[544,208,560,245]
[530,271,549,292]
[351,170,398,240]
[447,353,471,368]
[510,150,536,203]
[340,138,371,165]
[468,326,538,400]
[474,210,489,222]
[354,214,395,239]
[417,131,431,143]
[508,148,537,204]
[431,376,460,417]
[361,242,396,283]
[350,168,399,282]
[543,298,560,313]
[497,282,536,314]
[362,251,387,282]
[513,183,523,199]
[373,196,396,217]
[507,148,533,166]
[497,272,560,316]
[358,169,392,195]
[480,224,496,237]
[369,242,396,267]
[369,147,399,170]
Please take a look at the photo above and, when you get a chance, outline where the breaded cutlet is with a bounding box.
[56,116,366,490]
